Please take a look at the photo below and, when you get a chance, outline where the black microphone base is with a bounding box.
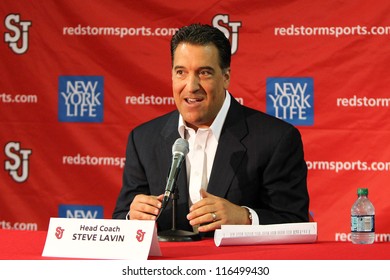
[158,229,201,242]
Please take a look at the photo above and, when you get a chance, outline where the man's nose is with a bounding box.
[187,74,200,93]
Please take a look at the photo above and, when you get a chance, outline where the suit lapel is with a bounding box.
[207,98,248,198]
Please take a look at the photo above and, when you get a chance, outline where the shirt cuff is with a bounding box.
[242,206,259,225]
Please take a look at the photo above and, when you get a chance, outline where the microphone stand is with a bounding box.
[158,183,201,242]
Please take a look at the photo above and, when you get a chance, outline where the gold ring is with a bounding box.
[211,212,217,222]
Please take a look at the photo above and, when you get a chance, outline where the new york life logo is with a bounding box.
[58,76,104,122]
[58,204,104,219]
[266,78,314,126]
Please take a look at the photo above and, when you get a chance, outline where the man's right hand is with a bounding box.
[129,194,163,220]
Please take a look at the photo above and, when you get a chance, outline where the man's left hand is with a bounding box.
[186,189,251,232]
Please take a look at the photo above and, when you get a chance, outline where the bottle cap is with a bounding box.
[357,188,368,195]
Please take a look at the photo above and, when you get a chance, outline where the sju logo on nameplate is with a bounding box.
[55,227,65,239]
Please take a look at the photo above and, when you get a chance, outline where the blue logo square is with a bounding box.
[266,77,314,126]
[58,76,104,123]
[58,204,104,219]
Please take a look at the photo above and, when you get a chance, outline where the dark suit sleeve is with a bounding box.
[112,130,150,219]
[257,125,309,224]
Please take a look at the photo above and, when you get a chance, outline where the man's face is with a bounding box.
[172,43,230,130]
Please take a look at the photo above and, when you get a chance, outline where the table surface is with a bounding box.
[1,229,389,260]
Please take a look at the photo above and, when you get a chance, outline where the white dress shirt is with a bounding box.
[178,91,259,225]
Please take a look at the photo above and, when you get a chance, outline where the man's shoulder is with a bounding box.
[134,110,178,132]
[238,103,296,131]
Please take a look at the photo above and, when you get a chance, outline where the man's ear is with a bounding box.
[223,68,231,89]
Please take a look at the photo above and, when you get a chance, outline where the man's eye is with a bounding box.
[200,70,211,76]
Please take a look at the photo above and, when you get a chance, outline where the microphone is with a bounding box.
[156,138,200,241]
[159,138,189,213]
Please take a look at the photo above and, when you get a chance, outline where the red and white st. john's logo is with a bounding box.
[136,229,146,242]
[55,227,65,239]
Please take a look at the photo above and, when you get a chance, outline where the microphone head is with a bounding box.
[172,138,189,156]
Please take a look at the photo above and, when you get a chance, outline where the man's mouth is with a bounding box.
[185,97,204,104]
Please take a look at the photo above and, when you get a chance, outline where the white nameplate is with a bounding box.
[42,218,161,259]
[214,222,317,246]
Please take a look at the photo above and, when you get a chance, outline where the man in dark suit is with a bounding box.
[113,23,309,234]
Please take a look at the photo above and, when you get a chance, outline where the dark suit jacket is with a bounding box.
[112,96,309,232]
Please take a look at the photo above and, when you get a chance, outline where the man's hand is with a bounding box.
[186,189,251,232]
[129,194,163,220]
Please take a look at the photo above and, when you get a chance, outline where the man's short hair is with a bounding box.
[170,23,231,70]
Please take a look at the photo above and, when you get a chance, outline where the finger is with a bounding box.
[190,190,215,211]
[188,209,220,228]
[197,212,223,232]
[198,221,221,232]
[129,209,157,220]
[199,188,209,198]
[130,194,162,219]
[132,202,160,216]
[134,194,162,208]
[187,203,214,221]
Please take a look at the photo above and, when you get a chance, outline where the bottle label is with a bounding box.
[351,215,375,233]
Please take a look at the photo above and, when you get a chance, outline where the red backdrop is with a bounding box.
[1,0,389,242]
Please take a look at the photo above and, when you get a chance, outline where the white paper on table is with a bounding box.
[214,222,317,247]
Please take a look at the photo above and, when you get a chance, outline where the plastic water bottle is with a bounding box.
[351,188,375,244]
